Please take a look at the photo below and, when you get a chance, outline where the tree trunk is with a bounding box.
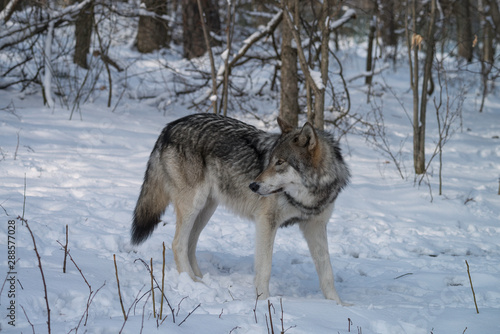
[454,0,473,62]
[409,0,437,175]
[365,16,376,85]
[379,0,398,47]
[313,0,330,131]
[183,0,220,59]
[482,1,495,64]
[279,0,299,127]
[74,0,94,69]
[137,0,169,53]
[407,0,421,174]
[486,0,500,37]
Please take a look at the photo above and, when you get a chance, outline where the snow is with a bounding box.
[309,70,325,90]
[1,38,500,334]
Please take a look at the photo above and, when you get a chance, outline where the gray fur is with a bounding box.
[131,113,350,304]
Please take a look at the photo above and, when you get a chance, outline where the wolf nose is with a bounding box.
[249,182,260,193]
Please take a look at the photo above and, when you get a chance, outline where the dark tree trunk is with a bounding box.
[379,0,398,47]
[137,0,169,53]
[74,0,94,69]
[182,0,220,59]
[365,16,376,85]
[454,0,473,62]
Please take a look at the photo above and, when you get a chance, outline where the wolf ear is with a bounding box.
[277,117,294,134]
[297,122,317,152]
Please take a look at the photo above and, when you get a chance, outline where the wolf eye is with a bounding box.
[275,159,285,166]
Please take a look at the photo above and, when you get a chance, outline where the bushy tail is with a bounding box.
[131,151,170,245]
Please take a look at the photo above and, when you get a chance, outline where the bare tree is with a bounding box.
[406,0,437,175]
[282,0,355,130]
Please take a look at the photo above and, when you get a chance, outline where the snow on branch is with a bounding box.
[194,10,283,105]
[0,0,20,23]
[0,0,93,50]
[328,8,356,31]
[347,63,390,83]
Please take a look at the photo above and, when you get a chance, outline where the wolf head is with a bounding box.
[249,117,326,197]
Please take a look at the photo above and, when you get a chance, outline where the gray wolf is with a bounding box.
[131,113,350,304]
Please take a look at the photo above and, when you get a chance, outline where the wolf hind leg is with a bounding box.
[300,219,348,305]
[172,188,210,280]
[188,197,218,278]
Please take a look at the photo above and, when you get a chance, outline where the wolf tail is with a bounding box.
[131,148,170,245]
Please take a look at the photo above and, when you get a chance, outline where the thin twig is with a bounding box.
[177,296,188,317]
[18,175,50,333]
[14,130,20,160]
[268,300,274,334]
[150,258,156,318]
[280,298,284,334]
[465,260,479,314]
[160,242,166,319]
[119,286,144,334]
[63,224,68,273]
[253,290,262,323]
[178,303,201,326]
[114,254,127,321]
[21,305,35,334]
[135,258,176,323]
[57,240,105,330]
[20,216,51,334]
[139,292,151,334]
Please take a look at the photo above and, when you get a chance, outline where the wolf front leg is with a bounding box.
[300,219,348,305]
[253,217,279,300]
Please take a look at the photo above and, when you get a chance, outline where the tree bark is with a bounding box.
[313,0,330,130]
[74,0,93,69]
[279,0,299,127]
[183,0,220,59]
[365,16,376,85]
[486,0,500,37]
[454,0,473,62]
[407,0,421,174]
[417,0,437,174]
[137,0,169,53]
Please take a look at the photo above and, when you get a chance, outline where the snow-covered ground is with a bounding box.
[1,47,500,333]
